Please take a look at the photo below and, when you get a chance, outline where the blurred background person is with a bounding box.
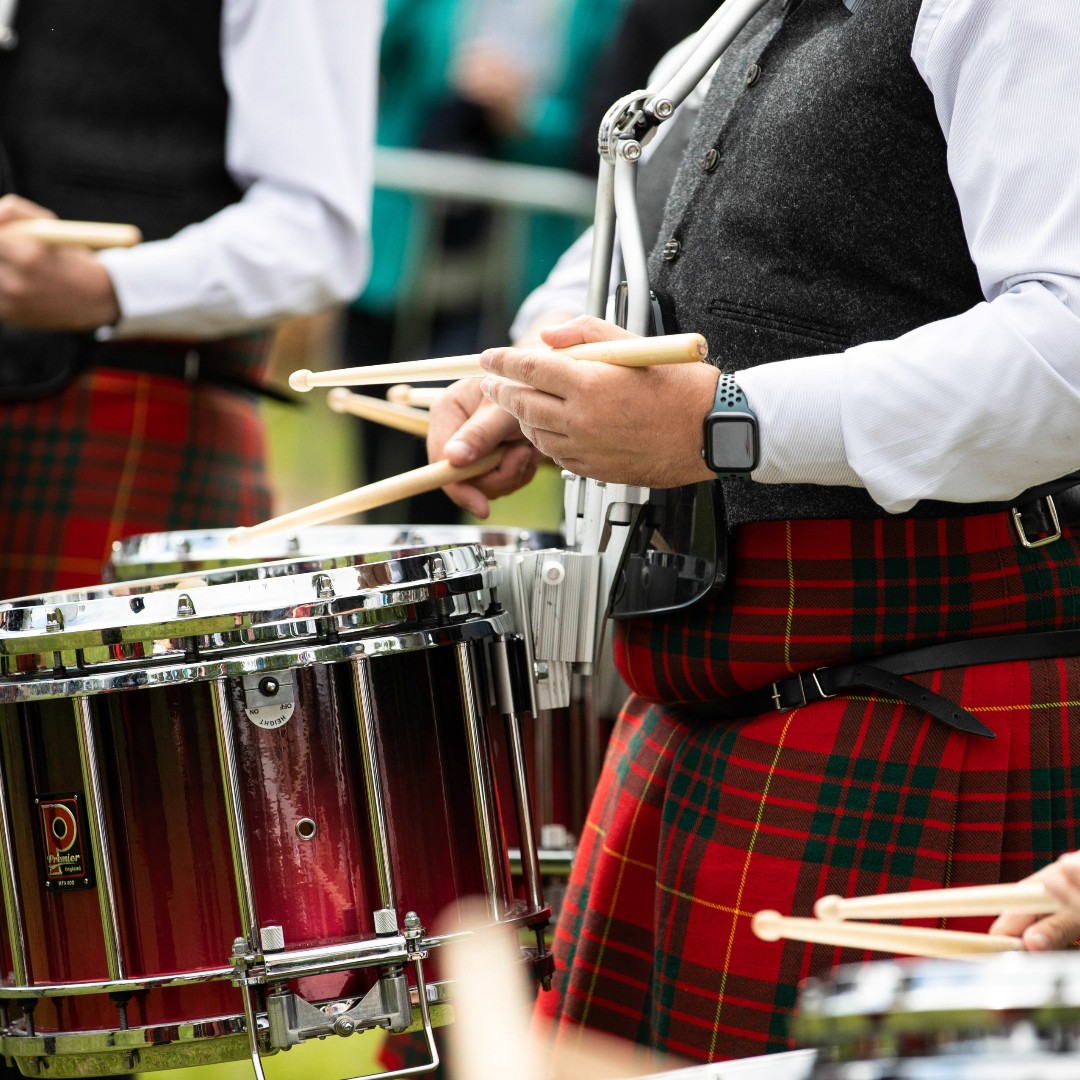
[343,0,625,525]
[0,0,380,599]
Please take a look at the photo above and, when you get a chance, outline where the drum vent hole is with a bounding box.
[296,817,318,841]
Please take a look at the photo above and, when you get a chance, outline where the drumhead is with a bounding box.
[107,524,563,581]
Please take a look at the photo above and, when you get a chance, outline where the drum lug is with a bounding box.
[240,671,295,729]
[264,966,414,1048]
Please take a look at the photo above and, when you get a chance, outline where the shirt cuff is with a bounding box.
[736,353,863,489]
[97,235,235,340]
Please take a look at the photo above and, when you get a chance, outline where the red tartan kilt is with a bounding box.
[541,511,1080,1064]
[0,369,271,599]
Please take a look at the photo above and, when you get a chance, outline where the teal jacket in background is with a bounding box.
[356,0,630,320]
[358,0,460,314]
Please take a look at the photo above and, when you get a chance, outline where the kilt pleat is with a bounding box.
[541,512,1080,1064]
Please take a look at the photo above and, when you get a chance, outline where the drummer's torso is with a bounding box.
[648,0,984,527]
[0,0,240,237]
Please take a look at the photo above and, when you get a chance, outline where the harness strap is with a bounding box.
[685,627,1080,739]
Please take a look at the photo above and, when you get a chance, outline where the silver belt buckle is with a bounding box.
[1011,494,1061,549]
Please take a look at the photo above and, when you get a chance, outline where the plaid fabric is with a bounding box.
[537,510,1080,1064]
[0,348,272,599]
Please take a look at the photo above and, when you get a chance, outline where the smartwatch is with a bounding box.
[702,372,759,479]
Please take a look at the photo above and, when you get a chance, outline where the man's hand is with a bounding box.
[427,378,544,519]
[478,314,719,489]
[989,851,1080,950]
[0,194,121,331]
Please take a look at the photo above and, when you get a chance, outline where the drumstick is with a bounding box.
[387,384,440,408]
[443,900,669,1080]
[814,881,1059,922]
[751,910,1022,961]
[1,218,142,249]
[288,332,709,392]
[227,450,504,545]
[325,388,430,436]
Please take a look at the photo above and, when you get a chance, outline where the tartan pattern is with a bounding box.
[616,514,1080,702]
[538,511,1080,1063]
[0,360,271,599]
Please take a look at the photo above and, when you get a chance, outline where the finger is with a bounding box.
[427,381,485,460]
[439,398,525,467]
[480,375,573,435]
[1038,853,1080,919]
[989,911,1039,938]
[443,444,541,519]
[538,314,637,349]
[0,194,55,226]
[1020,910,1080,952]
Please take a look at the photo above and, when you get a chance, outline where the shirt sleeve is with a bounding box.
[737,0,1080,512]
[97,0,381,339]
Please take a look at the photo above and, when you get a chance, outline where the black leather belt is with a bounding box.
[685,627,1080,738]
[88,341,295,403]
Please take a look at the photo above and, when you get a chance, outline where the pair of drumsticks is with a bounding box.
[752,879,1058,960]
[230,329,709,545]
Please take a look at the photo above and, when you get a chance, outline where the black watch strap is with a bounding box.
[704,373,758,479]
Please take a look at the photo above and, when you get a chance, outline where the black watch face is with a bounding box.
[708,416,758,471]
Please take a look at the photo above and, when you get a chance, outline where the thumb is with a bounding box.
[538,314,638,350]
[441,400,524,466]
[1019,910,1080,952]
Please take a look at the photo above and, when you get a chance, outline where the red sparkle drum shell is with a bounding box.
[107,525,615,862]
[0,545,545,1069]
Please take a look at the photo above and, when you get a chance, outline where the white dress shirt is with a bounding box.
[514,0,1080,512]
[97,0,381,340]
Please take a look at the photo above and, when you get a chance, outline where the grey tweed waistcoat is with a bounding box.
[647,0,987,524]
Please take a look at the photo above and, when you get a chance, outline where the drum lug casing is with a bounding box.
[264,967,413,1048]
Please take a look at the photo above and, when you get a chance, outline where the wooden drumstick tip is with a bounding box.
[751,910,784,942]
[814,895,845,922]
[288,369,313,393]
[226,527,249,547]
[326,387,352,412]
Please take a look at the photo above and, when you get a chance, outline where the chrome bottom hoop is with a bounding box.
[0,977,459,1078]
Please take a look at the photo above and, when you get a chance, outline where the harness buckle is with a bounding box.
[1011,495,1061,549]
[771,677,805,711]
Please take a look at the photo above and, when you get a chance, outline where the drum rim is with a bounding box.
[0,544,494,658]
[0,612,512,703]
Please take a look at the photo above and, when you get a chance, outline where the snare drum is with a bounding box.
[797,951,1080,1078]
[0,543,549,1076]
[108,526,619,882]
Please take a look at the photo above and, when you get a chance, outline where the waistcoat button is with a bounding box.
[745,63,761,86]
[703,147,720,172]
[661,237,681,261]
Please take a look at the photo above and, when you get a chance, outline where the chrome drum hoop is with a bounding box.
[0,543,497,678]
[107,525,562,581]
[0,613,512,706]
[797,952,1080,1066]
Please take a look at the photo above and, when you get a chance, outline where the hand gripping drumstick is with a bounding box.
[227,450,505,546]
[325,388,431,436]
[814,880,1059,922]
[0,219,142,249]
[752,910,1023,961]
[288,331,709,391]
